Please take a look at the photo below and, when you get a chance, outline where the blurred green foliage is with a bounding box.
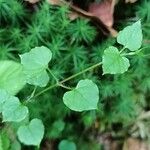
[0,0,150,149]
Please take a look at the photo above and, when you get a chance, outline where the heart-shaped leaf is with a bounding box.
[117,20,143,51]
[20,46,52,87]
[102,46,130,74]
[0,61,26,95]
[63,79,99,112]
[0,89,10,112]
[2,96,28,122]
[17,118,44,146]
[58,140,76,150]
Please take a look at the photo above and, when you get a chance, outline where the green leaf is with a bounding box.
[20,46,52,87]
[63,79,99,112]
[0,61,26,95]
[17,118,44,146]
[47,120,65,138]
[0,89,10,112]
[10,140,21,150]
[0,89,28,122]
[0,132,10,150]
[2,96,28,122]
[102,46,130,74]
[58,140,76,150]
[117,21,143,51]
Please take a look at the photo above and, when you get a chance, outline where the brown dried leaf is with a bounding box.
[47,0,118,36]
[24,0,39,4]
[89,0,116,27]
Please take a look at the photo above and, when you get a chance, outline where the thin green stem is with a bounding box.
[121,48,144,56]
[142,53,150,57]
[121,47,149,57]
[47,68,58,83]
[34,84,58,98]
[25,86,37,103]
[119,47,126,53]
[121,52,136,56]
[60,62,102,84]
[58,83,73,90]
[33,62,102,98]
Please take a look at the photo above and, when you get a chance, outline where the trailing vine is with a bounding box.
[0,20,144,147]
